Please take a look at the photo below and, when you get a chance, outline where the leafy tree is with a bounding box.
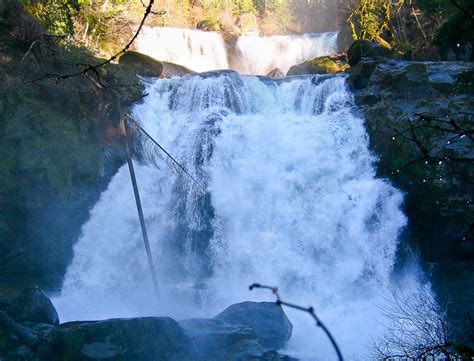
[347,0,406,48]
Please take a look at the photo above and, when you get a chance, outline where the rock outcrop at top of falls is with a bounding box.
[0,289,295,361]
[286,55,349,76]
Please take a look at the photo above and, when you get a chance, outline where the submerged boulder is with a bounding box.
[287,55,348,76]
[347,40,393,66]
[214,302,293,350]
[41,317,193,361]
[119,51,163,78]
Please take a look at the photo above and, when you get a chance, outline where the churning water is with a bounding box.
[135,26,338,75]
[54,71,414,360]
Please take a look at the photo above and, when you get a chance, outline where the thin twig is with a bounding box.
[249,283,344,361]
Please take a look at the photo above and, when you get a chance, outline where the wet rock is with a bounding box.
[347,40,392,66]
[161,61,195,78]
[180,318,263,360]
[6,286,59,325]
[266,68,284,78]
[41,317,193,361]
[287,55,348,76]
[347,59,474,341]
[0,285,20,311]
[180,317,296,361]
[119,51,163,78]
[215,302,292,349]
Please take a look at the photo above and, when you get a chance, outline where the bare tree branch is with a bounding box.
[249,283,344,361]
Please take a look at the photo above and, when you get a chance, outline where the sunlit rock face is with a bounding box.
[54,71,422,360]
[134,26,338,75]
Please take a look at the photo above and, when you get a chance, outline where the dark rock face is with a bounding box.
[215,302,293,350]
[119,51,163,77]
[348,59,473,263]
[347,40,393,66]
[41,317,194,361]
[7,286,59,325]
[348,59,473,341]
[0,10,143,291]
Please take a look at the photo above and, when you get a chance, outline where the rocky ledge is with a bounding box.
[347,57,473,341]
[0,286,296,361]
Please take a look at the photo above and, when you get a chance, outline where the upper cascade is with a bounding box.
[134,26,338,75]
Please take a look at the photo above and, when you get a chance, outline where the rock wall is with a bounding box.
[0,3,144,290]
[348,58,473,337]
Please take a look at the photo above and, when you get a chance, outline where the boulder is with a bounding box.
[180,318,264,360]
[180,318,296,361]
[41,317,193,361]
[214,302,292,350]
[236,13,258,35]
[6,286,59,325]
[161,61,195,78]
[119,51,163,77]
[287,55,348,76]
[347,40,393,66]
[266,68,284,78]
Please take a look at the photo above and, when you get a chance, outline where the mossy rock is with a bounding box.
[197,19,220,31]
[347,40,393,66]
[119,51,163,78]
[287,56,348,76]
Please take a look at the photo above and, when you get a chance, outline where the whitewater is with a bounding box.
[134,26,339,74]
[53,69,422,360]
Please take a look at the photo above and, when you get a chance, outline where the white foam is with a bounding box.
[55,73,418,360]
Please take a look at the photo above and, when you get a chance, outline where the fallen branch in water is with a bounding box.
[249,283,344,361]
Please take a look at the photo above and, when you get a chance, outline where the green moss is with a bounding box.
[307,57,349,73]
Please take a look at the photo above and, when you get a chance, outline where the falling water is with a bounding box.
[135,26,229,73]
[54,71,414,360]
[134,26,338,75]
[233,32,339,75]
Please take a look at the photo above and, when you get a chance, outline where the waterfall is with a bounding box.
[135,26,338,75]
[54,71,416,360]
[233,32,339,75]
[135,26,229,73]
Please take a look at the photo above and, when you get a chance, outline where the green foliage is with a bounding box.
[348,0,404,48]
[231,0,256,14]
[0,85,102,197]
[24,1,76,36]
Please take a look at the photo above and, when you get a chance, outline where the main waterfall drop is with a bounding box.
[55,71,411,360]
[134,26,339,74]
